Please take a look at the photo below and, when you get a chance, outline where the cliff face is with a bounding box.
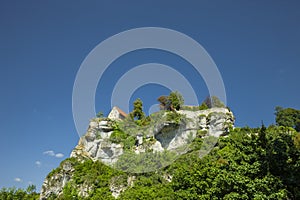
[40,107,234,199]
[40,160,75,199]
[70,107,234,164]
[70,119,124,164]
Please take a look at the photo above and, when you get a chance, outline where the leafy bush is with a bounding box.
[114,150,177,174]
[109,130,135,150]
[119,174,175,200]
[166,111,185,125]
[157,91,184,111]
[199,102,209,110]
[0,186,39,200]
[168,91,184,110]
[43,124,300,199]
[197,129,208,137]
[109,130,128,144]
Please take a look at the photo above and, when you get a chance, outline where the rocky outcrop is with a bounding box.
[40,160,75,200]
[109,175,136,198]
[179,107,234,136]
[152,107,234,152]
[39,158,94,200]
[70,107,234,164]
[70,118,123,165]
[41,107,234,199]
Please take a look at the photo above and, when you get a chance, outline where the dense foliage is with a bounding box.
[130,98,145,121]
[35,125,300,200]
[109,122,136,150]
[199,102,209,110]
[170,126,300,199]
[275,106,300,132]
[2,103,300,199]
[157,91,184,111]
[128,98,151,126]
[2,127,299,200]
[114,150,177,174]
[0,185,39,200]
[166,111,185,125]
[168,91,184,111]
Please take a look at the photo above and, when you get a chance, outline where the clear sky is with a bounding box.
[0,0,299,191]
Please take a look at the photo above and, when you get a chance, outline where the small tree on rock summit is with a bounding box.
[130,98,145,120]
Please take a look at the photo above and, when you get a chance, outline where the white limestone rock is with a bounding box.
[42,106,235,199]
[152,141,164,152]
[40,160,75,200]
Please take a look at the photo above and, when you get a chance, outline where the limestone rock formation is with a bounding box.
[40,106,234,199]
[70,118,124,165]
[40,160,75,200]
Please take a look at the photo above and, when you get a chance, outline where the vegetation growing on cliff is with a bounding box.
[157,91,184,111]
[0,185,39,200]
[39,124,300,200]
[2,103,300,199]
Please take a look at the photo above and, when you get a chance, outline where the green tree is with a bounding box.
[40,107,300,199]
[0,186,39,200]
[168,91,184,111]
[199,102,209,110]
[96,111,104,118]
[130,98,145,120]
[157,91,184,111]
[26,184,36,194]
[258,123,267,148]
[172,129,286,199]
[275,106,300,132]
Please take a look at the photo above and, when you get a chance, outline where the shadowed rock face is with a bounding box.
[155,122,180,149]
[40,107,234,199]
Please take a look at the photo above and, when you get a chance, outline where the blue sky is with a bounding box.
[0,1,299,190]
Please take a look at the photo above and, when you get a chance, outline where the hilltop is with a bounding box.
[40,97,234,199]
[2,94,299,200]
[36,94,300,200]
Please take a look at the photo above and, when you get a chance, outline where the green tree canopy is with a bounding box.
[168,91,184,111]
[199,102,209,110]
[38,124,300,199]
[157,91,184,111]
[96,111,104,118]
[0,185,39,200]
[275,106,300,132]
[130,98,145,120]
